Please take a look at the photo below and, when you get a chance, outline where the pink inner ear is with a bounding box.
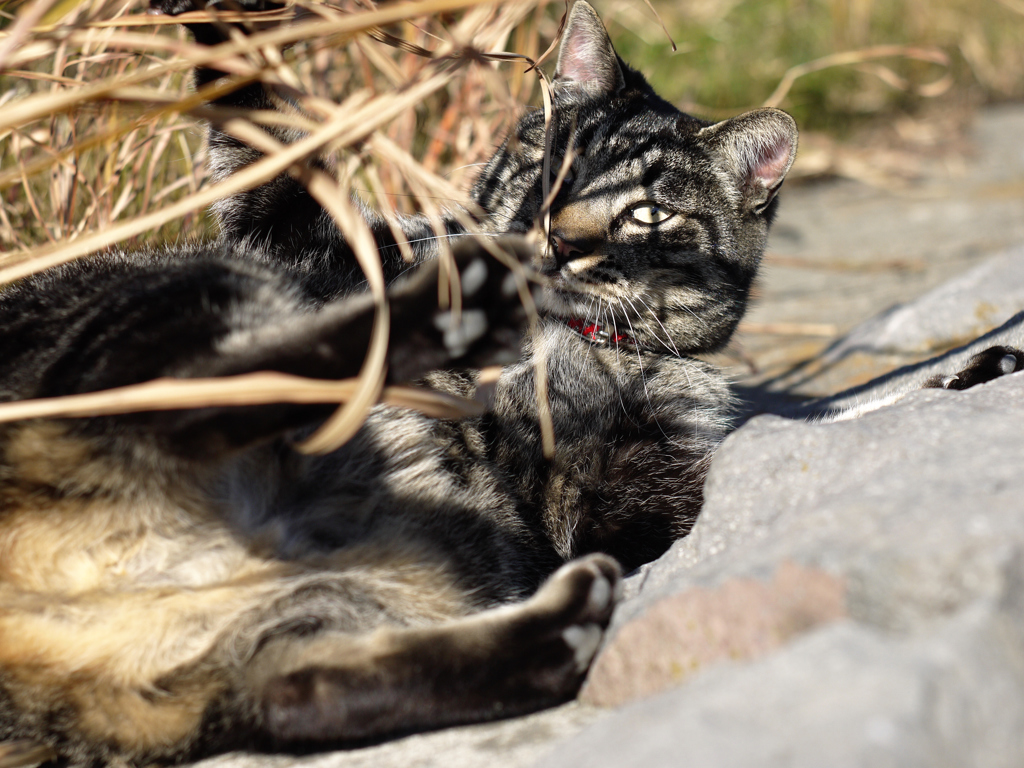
[558,35,617,92]
[747,133,794,189]
[554,3,623,95]
[560,39,595,85]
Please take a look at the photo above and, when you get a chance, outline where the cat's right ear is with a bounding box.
[553,1,626,97]
[699,108,798,214]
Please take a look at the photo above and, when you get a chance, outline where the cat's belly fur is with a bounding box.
[0,416,518,758]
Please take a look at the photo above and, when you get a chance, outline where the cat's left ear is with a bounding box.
[553,1,626,97]
[699,108,798,213]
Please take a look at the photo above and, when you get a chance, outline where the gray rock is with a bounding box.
[802,308,1024,417]
[617,361,1024,617]
[569,359,1024,766]
[541,587,1024,768]
[820,244,1024,357]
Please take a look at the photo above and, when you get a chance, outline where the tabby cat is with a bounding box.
[0,2,800,764]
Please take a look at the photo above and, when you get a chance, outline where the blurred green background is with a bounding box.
[603,0,1024,136]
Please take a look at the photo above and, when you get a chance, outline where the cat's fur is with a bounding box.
[0,3,800,765]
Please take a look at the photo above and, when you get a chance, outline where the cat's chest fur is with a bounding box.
[479,322,732,567]
[208,320,731,580]
[500,321,731,434]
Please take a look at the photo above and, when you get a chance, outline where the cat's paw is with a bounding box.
[517,554,623,676]
[923,345,1024,391]
[387,236,541,380]
[435,236,539,363]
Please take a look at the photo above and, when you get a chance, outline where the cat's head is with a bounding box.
[472,1,798,354]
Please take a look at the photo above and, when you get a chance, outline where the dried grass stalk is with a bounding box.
[762,45,952,109]
[0,374,482,425]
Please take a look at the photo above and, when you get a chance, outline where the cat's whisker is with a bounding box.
[676,300,712,332]
[351,189,464,204]
[385,262,421,285]
[594,298,610,361]
[619,309,694,450]
[633,295,680,357]
[619,295,660,353]
[617,298,653,404]
[614,296,671,360]
[607,310,629,413]
[381,233,506,285]
[607,306,632,410]
[443,163,489,176]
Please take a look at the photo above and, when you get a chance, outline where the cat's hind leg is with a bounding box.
[250,554,622,746]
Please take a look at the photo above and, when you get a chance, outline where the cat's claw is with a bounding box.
[562,624,603,672]
[557,559,621,671]
[458,259,489,297]
[433,310,489,358]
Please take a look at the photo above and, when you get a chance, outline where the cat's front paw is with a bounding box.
[924,345,1024,391]
[436,236,539,363]
[387,235,541,380]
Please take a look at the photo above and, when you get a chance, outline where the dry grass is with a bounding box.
[606,0,1024,128]
[0,0,549,262]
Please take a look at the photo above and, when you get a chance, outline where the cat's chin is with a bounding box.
[536,286,592,320]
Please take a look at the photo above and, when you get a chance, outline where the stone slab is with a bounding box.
[567,363,1024,766]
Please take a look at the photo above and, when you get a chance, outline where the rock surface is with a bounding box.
[543,597,1024,768]
[195,706,597,768]
[544,354,1024,767]
[575,317,1024,728]
[820,243,1024,357]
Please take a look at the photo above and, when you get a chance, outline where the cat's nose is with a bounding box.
[550,234,597,267]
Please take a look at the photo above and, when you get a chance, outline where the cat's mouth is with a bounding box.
[537,277,604,319]
[534,248,632,322]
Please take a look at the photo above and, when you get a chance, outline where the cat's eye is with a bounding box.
[550,156,574,186]
[630,203,673,225]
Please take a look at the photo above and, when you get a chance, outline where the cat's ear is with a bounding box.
[699,108,798,213]
[554,1,626,97]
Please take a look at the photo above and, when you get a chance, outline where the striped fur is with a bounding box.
[0,2,796,764]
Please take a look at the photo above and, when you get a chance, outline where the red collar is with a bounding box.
[566,318,634,346]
